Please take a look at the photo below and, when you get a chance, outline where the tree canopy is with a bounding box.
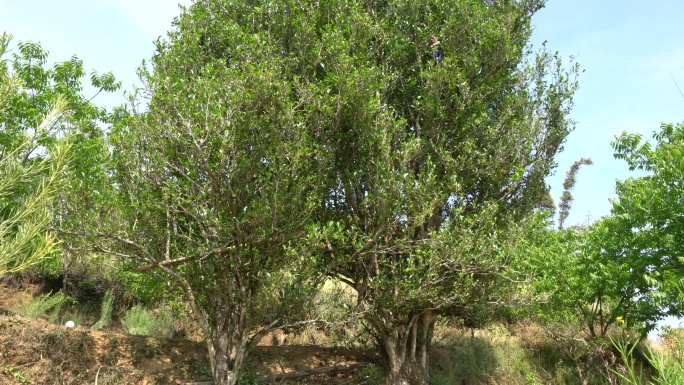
[611,123,684,317]
[101,1,579,384]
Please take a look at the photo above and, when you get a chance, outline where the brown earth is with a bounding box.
[0,281,379,385]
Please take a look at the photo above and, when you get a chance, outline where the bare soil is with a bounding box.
[0,281,379,385]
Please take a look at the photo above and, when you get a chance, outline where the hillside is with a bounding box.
[0,281,379,385]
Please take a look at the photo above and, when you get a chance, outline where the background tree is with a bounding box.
[0,33,71,275]
[557,157,593,229]
[533,123,684,340]
[611,122,684,321]
[518,124,684,383]
[526,217,666,339]
[0,32,120,291]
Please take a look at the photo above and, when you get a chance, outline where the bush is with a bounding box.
[17,292,64,319]
[91,289,115,330]
[121,304,174,338]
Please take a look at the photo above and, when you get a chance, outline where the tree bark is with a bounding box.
[205,326,246,385]
[380,311,437,385]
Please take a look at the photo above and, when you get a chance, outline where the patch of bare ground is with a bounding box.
[0,280,379,384]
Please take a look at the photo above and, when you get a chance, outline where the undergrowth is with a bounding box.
[121,304,174,338]
[16,291,64,319]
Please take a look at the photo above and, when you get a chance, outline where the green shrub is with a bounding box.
[47,299,64,324]
[91,289,115,330]
[17,292,64,318]
[122,304,174,338]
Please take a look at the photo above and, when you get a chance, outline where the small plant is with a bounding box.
[1,367,33,384]
[239,358,267,385]
[17,291,64,318]
[48,299,64,324]
[91,289,115,330]
[612,331,684,385]
[122,304,174,338]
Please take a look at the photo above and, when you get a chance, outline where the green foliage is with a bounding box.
[518,123,684,361]
[91,288,115,330]
[0,31,123,306]
[612,329,684,385]
[523,216,669,339]
[17,292,65,319]
[79,0,578,383]
[47,299,64,324]
[293,0,578,380]
[61,308,87,328]
[0,32,72,275]
[611,122,684,317]
[353,365,385,385]
[121,304,174,338]
[649,328,684,384]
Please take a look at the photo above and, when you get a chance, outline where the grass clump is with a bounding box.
[121,304,174,338]
[614,327,684,385]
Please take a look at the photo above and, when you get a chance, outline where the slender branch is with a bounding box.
[137,230,307,272]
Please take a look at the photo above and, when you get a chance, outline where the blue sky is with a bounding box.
[0,0,190,108]
[2,0,683,333]
[532,0,684,226]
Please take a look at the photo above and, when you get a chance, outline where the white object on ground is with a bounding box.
[65,320,75,328]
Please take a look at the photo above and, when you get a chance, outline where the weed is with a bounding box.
[130,341,160,366]
[239,358,267,385]
[17,291,64,318]
[100,336,122,366]
[61,308,87,328]
[353,364,385,385]
[40,332,60,348]
[184,359,212,382]
[1,367,33,384]
[1,340,12,357]
[109,335,120,349]
[613,329,684,385]
[91,288,115,330]
[47,299,63,324]
[122,304,174,338]
[93,368,127,385]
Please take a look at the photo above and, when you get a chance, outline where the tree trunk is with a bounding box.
[206,331,246,385]
[381,311,437,385]
[195,308,248,385]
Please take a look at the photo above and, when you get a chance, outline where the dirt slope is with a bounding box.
[0,281,378,385]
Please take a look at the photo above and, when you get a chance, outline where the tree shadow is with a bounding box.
[430,329,499,385]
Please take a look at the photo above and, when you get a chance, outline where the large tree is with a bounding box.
[89,0,576,383]
[304,1,577,384]
[77,3,331,384]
